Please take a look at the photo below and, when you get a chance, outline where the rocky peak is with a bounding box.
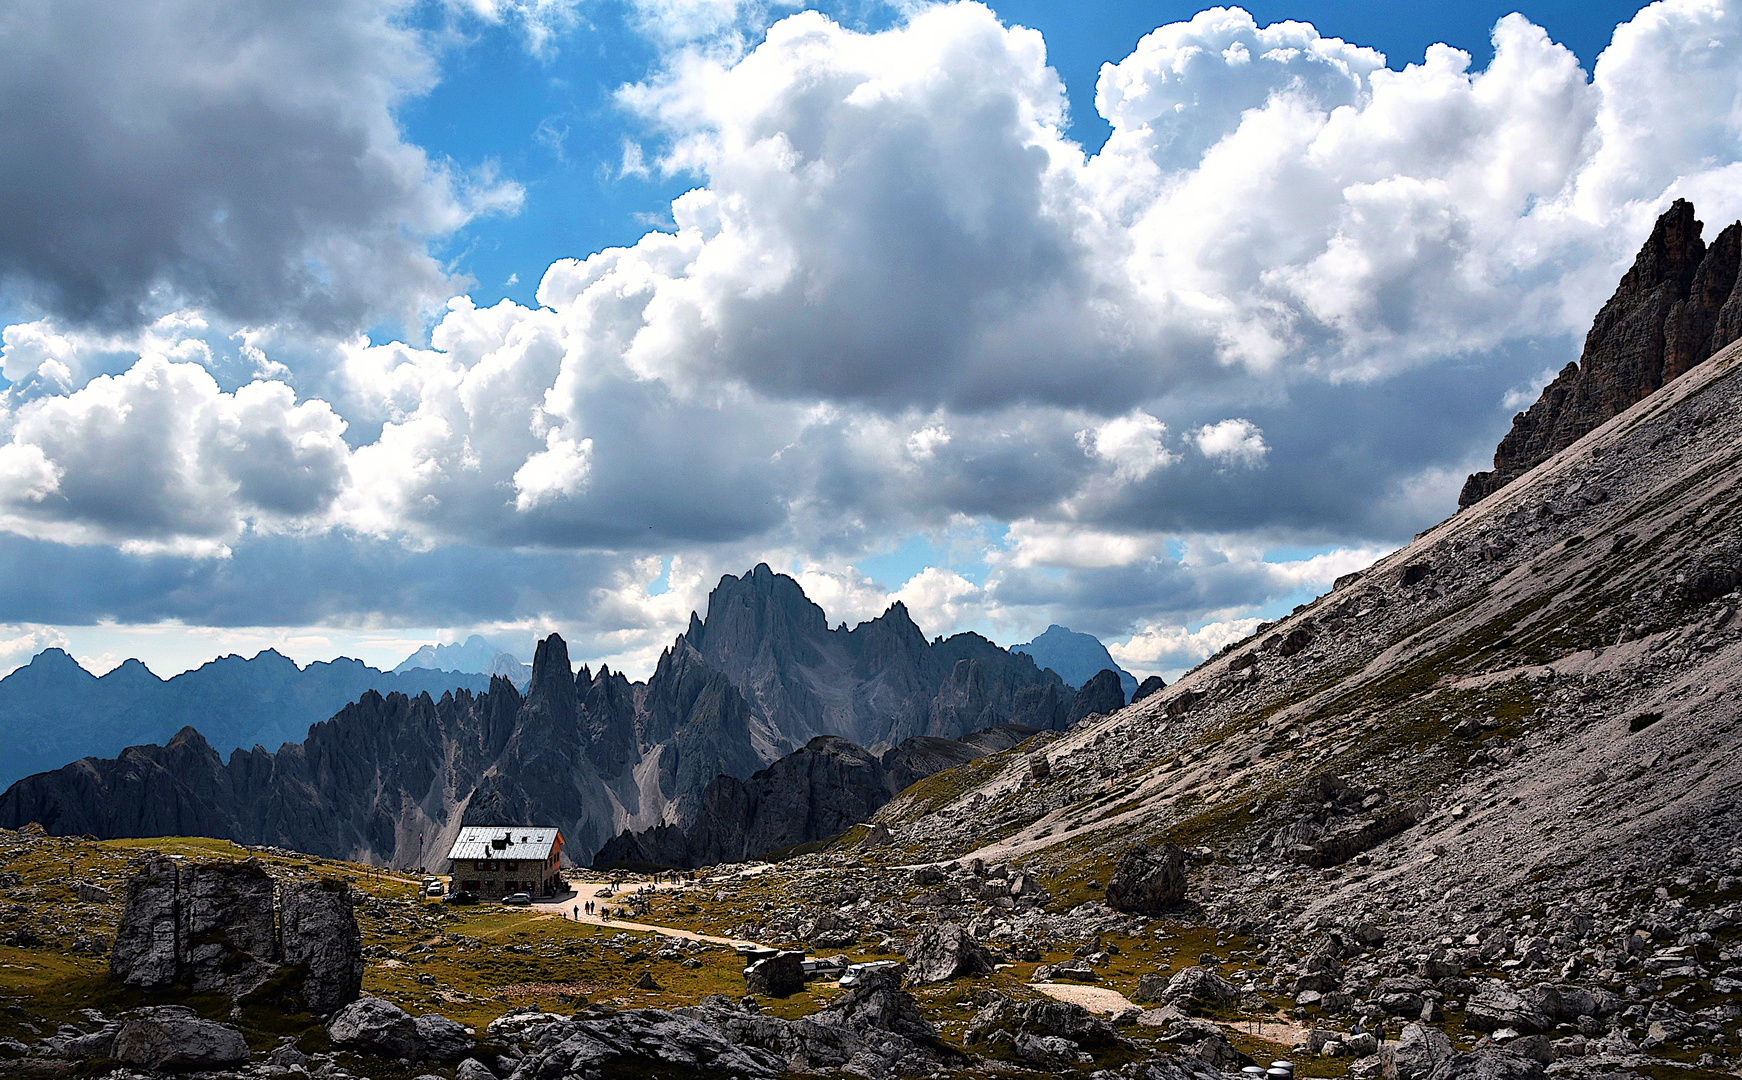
[1461,199,1742,507]
[4,648,95,689]
[690,564,828,669]
[523,634,577,723]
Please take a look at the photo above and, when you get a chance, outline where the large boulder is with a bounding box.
[111,1006,249,1070]
[179,860,280,997]
[903,922,996,985]
[414,1013,474,1062]
[744,952,806,998]
[816,964,933,1043]
[280,878,363,1014]
[109,858,363,1016]
[1157,966,1240,1014]
[110,858,182,988]
[1105,844,1188,913]
[329,997,422,1058]
[1387,1022,1456,1080]
[1465,984,1553,1034]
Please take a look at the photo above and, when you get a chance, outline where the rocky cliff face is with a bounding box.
[0,568,1073,864]
[593,725,1037,868]
[1461,200,1742,507]
[686,564,1071,756]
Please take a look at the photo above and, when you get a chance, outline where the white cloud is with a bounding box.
[513,429,595,510]
[1109,617,1265,675]
[0,624,70,678]
[0,357,351,554]
[1001,520,1162,570]
[1076,411,1177,481]
[892,566,993,638]
[1193,418,1268,466]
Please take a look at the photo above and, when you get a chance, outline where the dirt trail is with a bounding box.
[530,879,764,949]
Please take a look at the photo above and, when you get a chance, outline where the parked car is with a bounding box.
[442,890,479,905]
[424,882,445,897]
[501,892,532,906]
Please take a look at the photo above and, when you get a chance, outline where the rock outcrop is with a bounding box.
[902,922,996,985]
[1067,668,1128,724]
[1461,199,1742,506]
[110,857,362,1014]
[0,567,1073,862]
[111,1007,250,1070]
[593,725,1036,867]
[1105,843,1188,913]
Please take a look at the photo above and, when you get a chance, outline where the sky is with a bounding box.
[0,0,1738,683]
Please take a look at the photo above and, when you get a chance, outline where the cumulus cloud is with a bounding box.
[1077,411,1176,481]
[5,0,1742,669]
[1193,418,1268,466]
[0,358,350,555]
[0,623,69,678]
[0,0,521,331]
[1109,617,1265,677]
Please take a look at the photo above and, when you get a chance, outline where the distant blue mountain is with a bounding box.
[0,649,494,790]
[1010,625,1138,699]
[394,634,530,684]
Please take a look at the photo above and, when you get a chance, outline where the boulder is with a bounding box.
[1132,972,1171,1003]
[903,921,996,985]
[279,877,363,1014]
[456,1058,498,1080]
[111,1006,249,1070]
[329,997,422,1058]
[1157,966,1239,1013]
[110,858,182,988]
[414,1014,473,1062]
[1466,985,1553,1035]
[178,860,280,997]
[1387,1021,1456,1080]
[816,963,933,1043]
[744,952,806,998]
[1105,843,1188,913]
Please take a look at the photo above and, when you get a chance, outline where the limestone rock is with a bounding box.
[1105,843,1188,913]
[903,921,996,985]
[1157,966,1239,1013]
[413,1013,474,1062]
[744,952,806,998]
[177,860,280,998]
[1461,200,1742,507]
[279,877,363,1014]
[109,857,182,988]
[328,997,422,1059]
[111,1006,249,1070]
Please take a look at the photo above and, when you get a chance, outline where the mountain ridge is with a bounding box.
[0,567,1079,862]
[0,647,496,790]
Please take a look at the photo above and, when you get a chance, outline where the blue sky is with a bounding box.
[0,0,1738,683]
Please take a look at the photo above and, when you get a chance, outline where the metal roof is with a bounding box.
[446,826,562,862]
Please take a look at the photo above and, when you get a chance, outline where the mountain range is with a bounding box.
[0,649,494,791]
[0,565,1096,863]
[394,635,531,685]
